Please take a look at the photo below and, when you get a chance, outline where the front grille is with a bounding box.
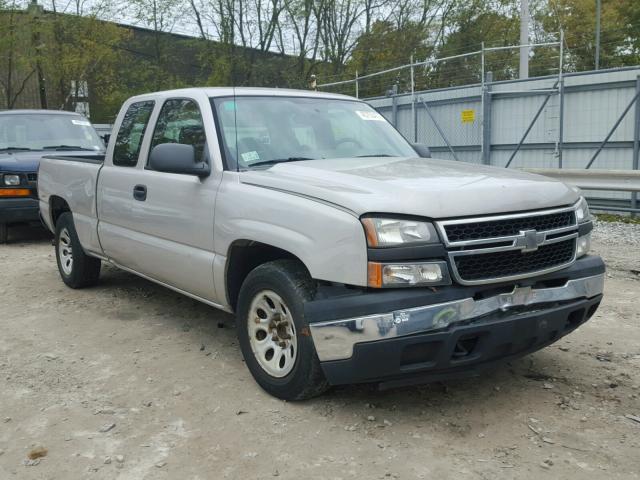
[27,173,38,182]
[445,211,575,243]
[453,238,576,282]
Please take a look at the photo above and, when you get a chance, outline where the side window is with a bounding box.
[113,101,155,167]
[149,99,206,164]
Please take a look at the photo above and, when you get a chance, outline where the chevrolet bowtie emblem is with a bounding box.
[516,229,546,252]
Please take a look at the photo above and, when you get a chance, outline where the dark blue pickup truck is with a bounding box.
[0,110,105,243]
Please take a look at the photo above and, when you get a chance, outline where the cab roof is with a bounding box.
[126,87,357,103]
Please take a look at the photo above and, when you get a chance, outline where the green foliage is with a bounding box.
[431,2,520,86]
[0,2,38,109]
[2,0,640,120]
[350,20,433,74]
[41,13,130,110]
[536,0,640,71]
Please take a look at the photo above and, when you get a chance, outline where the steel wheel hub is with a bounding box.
[59,228,74,276]
[248,290,297,378]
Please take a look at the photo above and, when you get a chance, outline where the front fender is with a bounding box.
[214,175,368,287]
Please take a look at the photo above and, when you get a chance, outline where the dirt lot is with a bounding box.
[1,222,639,480]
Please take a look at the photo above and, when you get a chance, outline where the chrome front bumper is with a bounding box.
[310,273,604,361]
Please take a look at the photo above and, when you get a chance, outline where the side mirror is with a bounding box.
[149,143,211,177]
[102,133,111,146]
[412,143,431,158]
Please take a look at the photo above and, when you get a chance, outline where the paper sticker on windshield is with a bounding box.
[71,119,91,126]
[356,110,385,121]
[241,151,260,163]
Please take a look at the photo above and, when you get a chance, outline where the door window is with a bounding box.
[149,99,207,165]
[113,100,155,167]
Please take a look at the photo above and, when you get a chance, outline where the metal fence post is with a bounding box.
[391,83,398,127]
[480,42,485,162]
[633,75,640,215]
[558,30,565,168]
[355,70,359,99]
[410,55,416,142]
[414,100,418,142]
[482,71,493,165]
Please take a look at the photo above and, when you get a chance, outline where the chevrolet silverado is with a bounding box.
[38,88,604,400]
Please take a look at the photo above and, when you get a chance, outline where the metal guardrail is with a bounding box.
[522,168,640,213]
[522,169,640,192]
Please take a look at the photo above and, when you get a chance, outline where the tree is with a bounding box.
[314,0,367,73]
[130,0,186,89]
[42,1,130,113]
[429,0,519,87]
[534,0,631,71]
[0,1,37,109]
[617,0,640,66]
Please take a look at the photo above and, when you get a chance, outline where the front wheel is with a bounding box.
[236,259,329,400]
[55,212,101,288]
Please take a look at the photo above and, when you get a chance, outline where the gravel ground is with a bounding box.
[0,222,639,480]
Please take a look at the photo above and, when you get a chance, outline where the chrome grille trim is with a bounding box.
[436,201,580,248]
[449,236,577,285]
[435,200,582,286]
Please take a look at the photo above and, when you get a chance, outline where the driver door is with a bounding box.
[98,97,220,302]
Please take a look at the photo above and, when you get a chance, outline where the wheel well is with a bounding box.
[225,241,307,311]
[50,196,71,227]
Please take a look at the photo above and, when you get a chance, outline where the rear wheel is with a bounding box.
[0,223,7,244]
[55,212,101,288]
[236,259,329,400]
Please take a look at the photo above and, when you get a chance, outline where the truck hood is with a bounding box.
[0,150,101,173]
[240,156,579,219]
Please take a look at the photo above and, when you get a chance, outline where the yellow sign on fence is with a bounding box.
[461,109,475,123]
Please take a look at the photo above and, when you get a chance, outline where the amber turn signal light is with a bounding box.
[367,262,383,288]
[0,188,30,197]
[361,218,379,247]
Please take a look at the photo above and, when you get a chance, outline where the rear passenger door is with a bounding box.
[98,97,220,303]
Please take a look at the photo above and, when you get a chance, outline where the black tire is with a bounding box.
[236,259,329,400]
[0,223,7,244]
[55,212,101,288]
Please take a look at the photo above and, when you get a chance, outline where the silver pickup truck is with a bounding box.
[38,88,604,400]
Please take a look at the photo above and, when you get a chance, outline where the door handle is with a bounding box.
[133,184,147,201]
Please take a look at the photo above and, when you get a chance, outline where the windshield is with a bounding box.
[211,96,416,170]
[0,113,104,151]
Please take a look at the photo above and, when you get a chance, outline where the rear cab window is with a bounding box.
[113,100,155,167]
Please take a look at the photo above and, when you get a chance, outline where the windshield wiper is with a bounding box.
[42,145,96,151]
[0,147,33,153]
[249,157,315,168]
[356,153,397,158]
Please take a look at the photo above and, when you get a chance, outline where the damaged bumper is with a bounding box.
[306,255,605,387]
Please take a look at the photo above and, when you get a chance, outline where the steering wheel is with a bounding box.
[335,137,363,149]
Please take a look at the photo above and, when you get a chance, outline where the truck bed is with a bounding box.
[38,154,104,256]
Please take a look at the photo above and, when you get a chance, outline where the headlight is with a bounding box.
[361,217,439,247]
[3,174,20,186]
[576,197,591,223]
[368,261,451,287]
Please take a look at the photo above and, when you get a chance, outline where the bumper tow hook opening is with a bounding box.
[452,336,480,359]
